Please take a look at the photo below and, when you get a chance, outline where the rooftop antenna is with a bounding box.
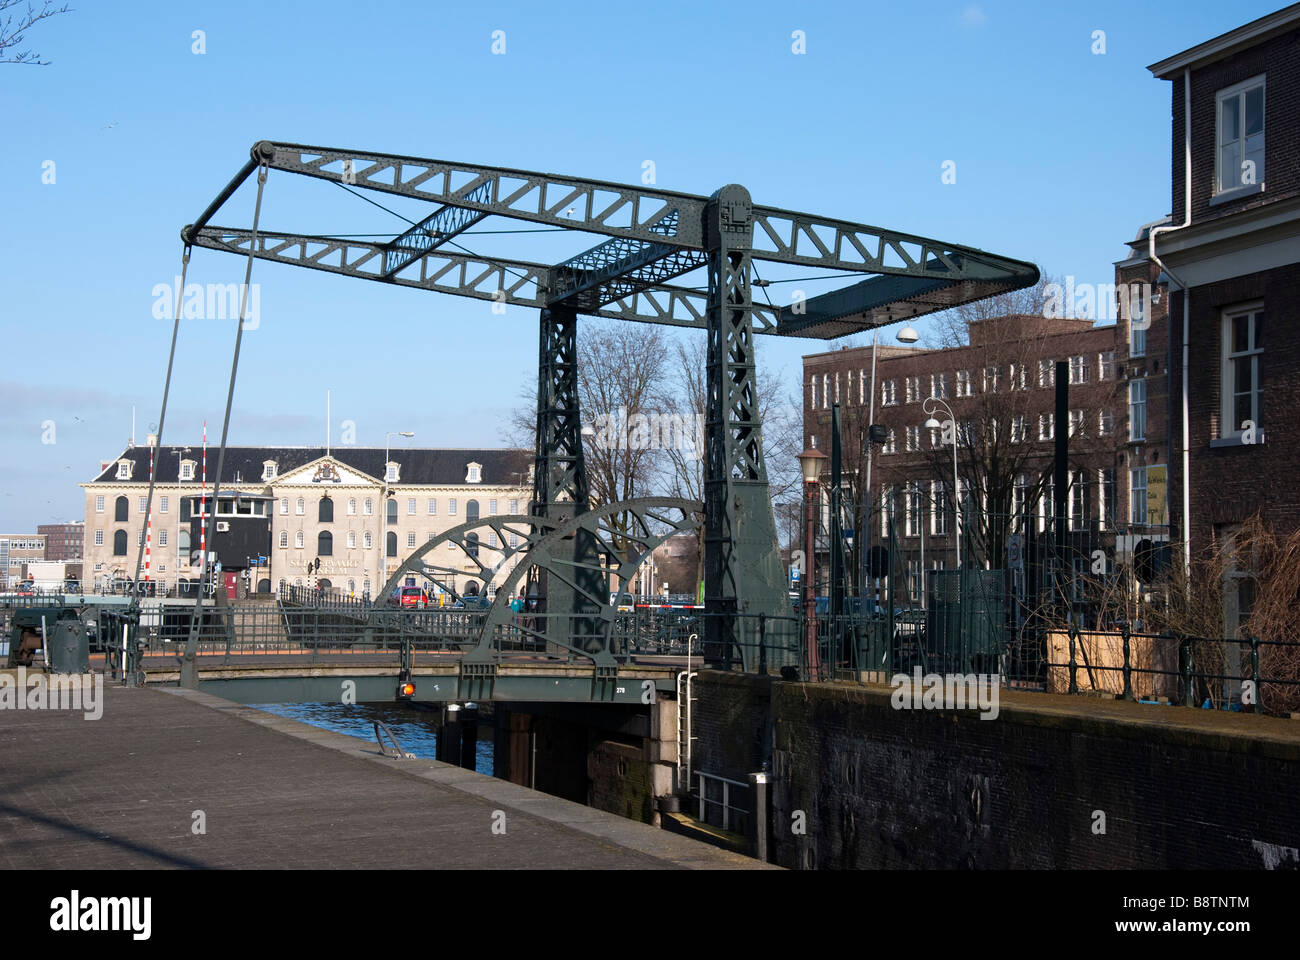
[130,405,136,448]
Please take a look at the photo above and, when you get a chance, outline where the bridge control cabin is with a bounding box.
[187,493,274,597]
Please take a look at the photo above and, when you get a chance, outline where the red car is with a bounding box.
[391,586,431,609]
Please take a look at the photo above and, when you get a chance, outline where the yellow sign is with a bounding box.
[1147,465,1167,527]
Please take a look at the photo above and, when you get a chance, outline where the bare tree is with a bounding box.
[1,1,71,65]
[930,273,1066,348]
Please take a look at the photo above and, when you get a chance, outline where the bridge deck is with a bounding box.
[0,683,769,869]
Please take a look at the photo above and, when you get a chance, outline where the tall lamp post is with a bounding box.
[922,396,961,571]
[382,430,414,600]
[797,446,828,679]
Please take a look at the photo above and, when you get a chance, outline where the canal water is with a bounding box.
[248,701,494,775]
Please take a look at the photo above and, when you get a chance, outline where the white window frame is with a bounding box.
[905,376,920,404]
[180,462,195,481]
[1038,413,1054,441]
[407,498,416,515]
[1130,467,1148,526]
[1129,380,1147,441]
[95,530,104,546]
[364,498,373,516]
[449,498,457,515]
[363,532,373,549]
[1215,74,1265,196]
[1068,355,1088,385]
[428,498,437,515]
[279,531,288,548]
[295,498,305,515]
[1099,409,1114,437]
[96,495,105,513]
[881,379,897,406]
[931,481,948,536]
[905,426,920,452]
[956,370,972,397]
[882,429,896,455]
[1219,303,1263,441]
[347,531,356,549]
[295,530,304,549]
[930,372,948,400]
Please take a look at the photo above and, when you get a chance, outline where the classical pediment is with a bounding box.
[274,456,378,487]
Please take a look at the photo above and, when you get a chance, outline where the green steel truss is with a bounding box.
[183,142,1038,674]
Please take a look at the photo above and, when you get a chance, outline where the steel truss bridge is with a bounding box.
[156,140,1036,699]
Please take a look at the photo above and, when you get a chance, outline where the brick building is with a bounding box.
[1147,4,1300,632]
[802,314,1133,608]
[37,522,84,562]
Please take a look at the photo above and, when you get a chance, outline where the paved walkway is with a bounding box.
[0,682,769,869]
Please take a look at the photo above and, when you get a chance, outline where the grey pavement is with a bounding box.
[0,683,769,870]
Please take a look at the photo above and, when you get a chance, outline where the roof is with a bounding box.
[1148,3,1300,78]
[86,446,533,486]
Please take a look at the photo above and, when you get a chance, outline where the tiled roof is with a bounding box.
[87,446,532,486]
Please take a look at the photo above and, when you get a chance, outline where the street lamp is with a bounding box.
[797,445,828,678]
[862,322,924,603]
[382,430,414,595]
[922,397,961,571]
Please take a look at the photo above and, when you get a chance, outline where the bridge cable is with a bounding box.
[129,244,192,603]
[181,162,271,686]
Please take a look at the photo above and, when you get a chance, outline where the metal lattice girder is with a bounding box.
[382,183,492,277]
[242,141,705,248]
[702,185,792,661]
[183,141,1039,339]
[192,227,550,308]
[549,210,712,309]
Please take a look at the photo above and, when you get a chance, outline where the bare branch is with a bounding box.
[0,1,72,66]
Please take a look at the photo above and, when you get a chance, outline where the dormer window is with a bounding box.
[262,460,277,481]
[180,460,195,481]
[1215,75,1265,197]
[116,460,134,480]
[466,462,482,483]
[386,462,399,483]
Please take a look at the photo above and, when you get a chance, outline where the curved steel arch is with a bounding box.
[465,497,701,668]
[369,512,563,614]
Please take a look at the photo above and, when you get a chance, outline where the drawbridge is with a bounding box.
[140,140,1036,696]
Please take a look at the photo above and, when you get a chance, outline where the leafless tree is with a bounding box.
[1,1,71,65]
[929,273,1066,348]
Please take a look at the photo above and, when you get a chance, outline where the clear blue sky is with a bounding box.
[0,0,1282,531]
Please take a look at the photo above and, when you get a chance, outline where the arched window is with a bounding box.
[364,498,373,515]
[465,531,479,559]
[112,530,127,555]
[347,579,356,594]
[115,496,128,522]
[319,496,334,523]
[318,531,333,556]
[465,580,479,595]
[294,578,303,587]
[280,498,289,515]
[178,530,191,554]
[363,531,373,549]
[466,499,480,522]
[279,531,288,548]
[386,499,398,525]
[346,531,356,549]
[386,531,397,557]
[347,498,356,515]
[296,498,305,515]
[295,530,304,548]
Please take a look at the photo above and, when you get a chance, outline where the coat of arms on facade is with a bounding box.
[312,461,341,483]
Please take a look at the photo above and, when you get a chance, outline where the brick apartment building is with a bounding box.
[802,314,1138,607]
[37,522,84,562]
[1147,4,1300,632]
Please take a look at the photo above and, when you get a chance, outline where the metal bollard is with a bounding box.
[749,772,769,864]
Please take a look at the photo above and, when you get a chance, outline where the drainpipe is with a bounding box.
[1147,68,1193,580]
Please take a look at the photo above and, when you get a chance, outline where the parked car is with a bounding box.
[389,586,431,609]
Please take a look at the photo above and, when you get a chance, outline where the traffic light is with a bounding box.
[396,681,415,699]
